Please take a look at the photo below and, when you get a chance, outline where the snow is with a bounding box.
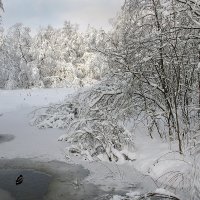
[0,88,74,113]
[126,191,141,197]
[133,124,182,169]
[110,195,123,200]
[0,88,74,161]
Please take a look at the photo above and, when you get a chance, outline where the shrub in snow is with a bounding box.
[60,118,135,162]
[32,80,135,162]
[146,150,200,199]
[30,102,77,129]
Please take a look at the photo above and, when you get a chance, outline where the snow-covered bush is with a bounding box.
[145,147,200,200]
[30,101,77,129]
[60,117,134,162]
[31,79,136,162]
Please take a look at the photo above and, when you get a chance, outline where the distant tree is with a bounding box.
[0,23,32,89]
[0,0,3,12]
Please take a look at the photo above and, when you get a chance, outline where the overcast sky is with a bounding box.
[1,0,124,33]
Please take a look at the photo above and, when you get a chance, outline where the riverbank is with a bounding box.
[0,88,186,200]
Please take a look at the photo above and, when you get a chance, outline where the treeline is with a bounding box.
[0,22,108,89]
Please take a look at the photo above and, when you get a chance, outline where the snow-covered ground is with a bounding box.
[0,88,74,161]
[0,88,74,113]
[0,88,188,199]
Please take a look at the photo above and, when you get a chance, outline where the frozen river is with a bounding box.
[0,88,172,200]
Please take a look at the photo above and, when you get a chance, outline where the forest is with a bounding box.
[1,0,200,199]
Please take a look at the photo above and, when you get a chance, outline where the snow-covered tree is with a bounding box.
[95,0,200,155]
[0,23,33,89]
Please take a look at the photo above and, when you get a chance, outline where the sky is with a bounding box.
[1,0,124,33]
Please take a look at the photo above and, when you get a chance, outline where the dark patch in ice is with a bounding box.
[0,169,51,200]
[0,158,115,200]
[0,134,15,143]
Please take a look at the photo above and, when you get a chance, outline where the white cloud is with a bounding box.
[2,0,124,32]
